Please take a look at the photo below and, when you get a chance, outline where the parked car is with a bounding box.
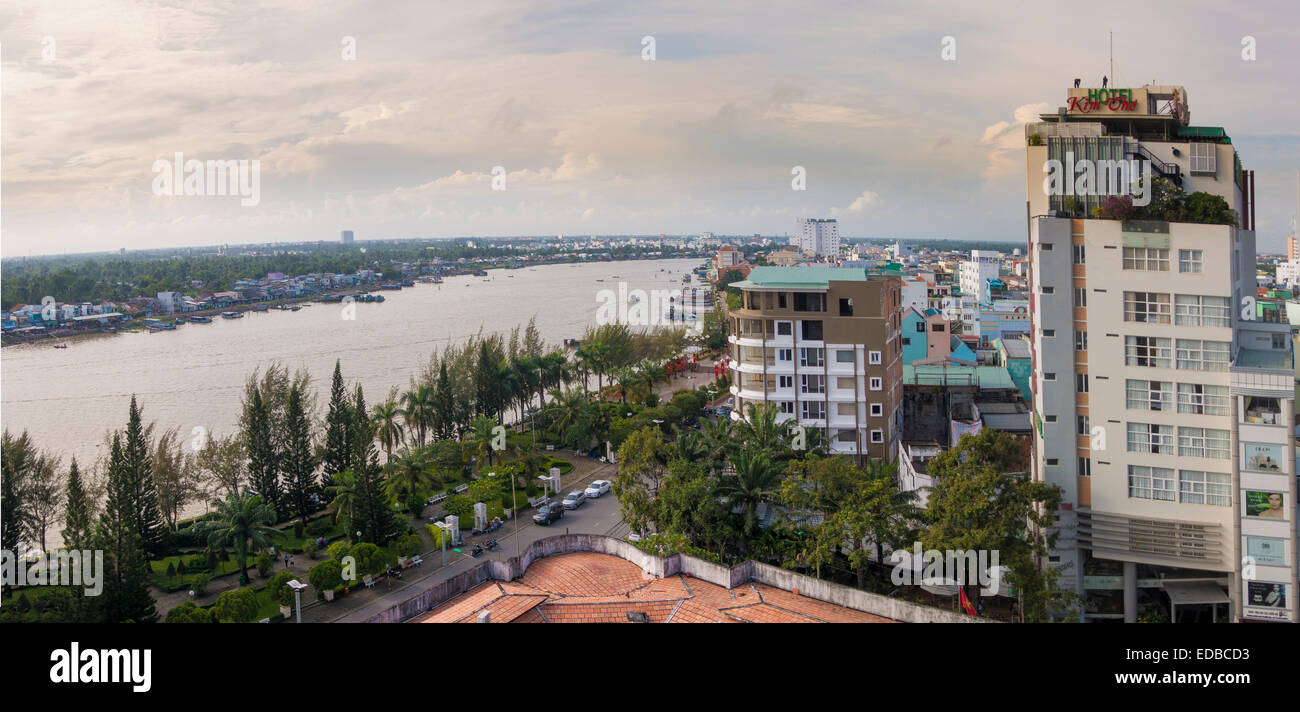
[584,479,611,498]
[562,490,587,509]
[533,503,564,525]
[717,406,731,417]
[626,531,643,542]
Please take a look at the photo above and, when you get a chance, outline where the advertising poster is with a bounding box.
[1245,490,1286,519]
[1246,536,1287,565]
[1242,442,1284,473]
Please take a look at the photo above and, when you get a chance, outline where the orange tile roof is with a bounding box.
[411,553,896,623]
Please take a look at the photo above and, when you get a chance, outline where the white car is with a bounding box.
[584,479,611,498]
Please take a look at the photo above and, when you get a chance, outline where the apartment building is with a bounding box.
[792,218,841,258]
[1026,84,1296,623]
[727,267,903,461]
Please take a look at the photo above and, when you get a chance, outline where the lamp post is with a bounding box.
[286,579,308,623]
[489,470,520,556]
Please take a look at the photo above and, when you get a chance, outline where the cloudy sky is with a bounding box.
[2,0,1297,256]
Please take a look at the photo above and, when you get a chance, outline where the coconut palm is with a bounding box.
[371,400,405,465]
[671,428,707,462]
[461,415,503,476]
[718,451,784,542]
[699,415,735,471]
[734,401,790,456]
[199,491,279,585]
[326,470,359,529]
[400,385,435,448]
[386,447,437,497]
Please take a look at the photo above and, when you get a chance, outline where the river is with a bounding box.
[1,257,704,489]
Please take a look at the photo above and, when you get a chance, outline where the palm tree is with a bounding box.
[734,401,790,456]
[387,447,437,497]
[718,451,784,542]
[200,491,279,585]
[461,415,501,476]
[326,470,359,529]
[610,366,635,404]
[371,400,405,465]
[671,428,707,462]
[544,388,590,443]
[699,416,735,472]
[400,385,435,448]
[577,341,612,395]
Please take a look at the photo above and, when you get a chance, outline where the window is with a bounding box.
[1124,291,1171,323]
[1127,422,1174,455]
[1243,395,1282,425]
[778,401,795,414]
[799,347,824,367]
[1041,286,1055,295]
[800,400,826,420]
[1076,414,1090,435]
[1074,330,1088,351]
[777,375,793,389]
[1046,458,1059,466]
[1078,457,1092,477]
[1179,250,1203,273]
[776,321,792,336]
[777,293,787,309]
[1076,373,1089,393]
[1272,333,1288,349]
[1072,244,1086,264]
[1175,295,1230,327]
[1126,379,1173,411]
[801,320,824,340]
[1043,329,1056,337]
[776,348,793,362]
[1040,243,1054,251]
[1129,465,1175,501]
[1178,427,1230,459]
[870,403,883,417]
[838,298,853,317]
[1044,415,1058,423]
[1179,471,1230,506]
[1125,336,1172,368]
[799,374,825,394]
[835,350,855,363]
[869,377,883,391]
[902,337,911,346]
[836,376,855,390]
[1045,372,1057,381]
[930,322,945,332]
[1175,339,1230,371]
[868,350,882,365]
[1177,383,1229,416]
[1123,247,1170,271]
[792,293,825,312]
[1190,142,1216,174]
[870,430,884,443]
[1073,287,1087,307]
[914,321,925,333]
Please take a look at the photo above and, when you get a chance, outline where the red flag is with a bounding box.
[959,587,977,616]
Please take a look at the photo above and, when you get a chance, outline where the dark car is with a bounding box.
[533,503,565,525]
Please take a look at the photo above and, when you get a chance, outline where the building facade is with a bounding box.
[728,267,902,461]
[792,218,841,258]
[1026,84,1296,623]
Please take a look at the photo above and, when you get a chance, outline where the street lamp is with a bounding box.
[286,579,308,623]
[488,470,520,556]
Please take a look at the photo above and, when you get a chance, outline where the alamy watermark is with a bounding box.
[1,545,104,598]
[152,152,260,206]
[596,281,702,334]
[1042,152,1151,207]
[888,543,1001,595]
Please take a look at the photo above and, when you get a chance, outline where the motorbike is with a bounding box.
[485,539,500,551]
[471,544,484,557]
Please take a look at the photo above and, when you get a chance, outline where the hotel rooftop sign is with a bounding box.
[1066,87,1143,114]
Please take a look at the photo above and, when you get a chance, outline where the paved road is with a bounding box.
[316,460,627,622]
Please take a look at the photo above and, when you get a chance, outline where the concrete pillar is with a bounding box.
[1123,561,1137,623]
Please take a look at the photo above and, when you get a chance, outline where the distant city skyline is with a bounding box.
[2,0,1297,255]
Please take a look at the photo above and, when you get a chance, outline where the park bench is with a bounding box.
[363,575,375,589]
[405,555,423,568]
[428,492,448,505]
[454,484,469,494]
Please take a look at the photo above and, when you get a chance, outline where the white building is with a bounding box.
[1026,83,1295,623]
[793,218,840,258]
[900,276,928,313]
[1276,260,1300,289]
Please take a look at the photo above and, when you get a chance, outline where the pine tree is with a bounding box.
[350,383,370,468]
[0,430,34,553]
[281,385,318,528]
[62,457,93,551]
[96,434,158,623]
[320,360,352,488]
[122,396,165,558]
[475,341,497,418]
[352,435,395,545]
[432,362,457,440]
[244,387,280,516]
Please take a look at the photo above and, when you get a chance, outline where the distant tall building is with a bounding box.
[793,218,840,257]
[341,230,354,244]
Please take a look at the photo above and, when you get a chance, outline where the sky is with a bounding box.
[1,0,1298,256]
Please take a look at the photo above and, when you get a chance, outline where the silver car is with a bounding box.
[562,490,587,509]
[584,480,611,498]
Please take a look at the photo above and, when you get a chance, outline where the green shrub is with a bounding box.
[405,494,426,518]
[293,520,305,539]
[444,494,473,522]
[212,588,260,623]
[267,572,297,607]
[191,573,212,595]
[305,518,333,538]
[165,601,214,623]
[327,541,352,561]
[395,533,422,558]
[255,551,275,577]
[309,560,343,597]
[165,562,176,578]
[349,542,383,576]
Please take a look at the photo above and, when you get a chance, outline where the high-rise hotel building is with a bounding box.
[1026,84,1295,622]
[727,267,903,462]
